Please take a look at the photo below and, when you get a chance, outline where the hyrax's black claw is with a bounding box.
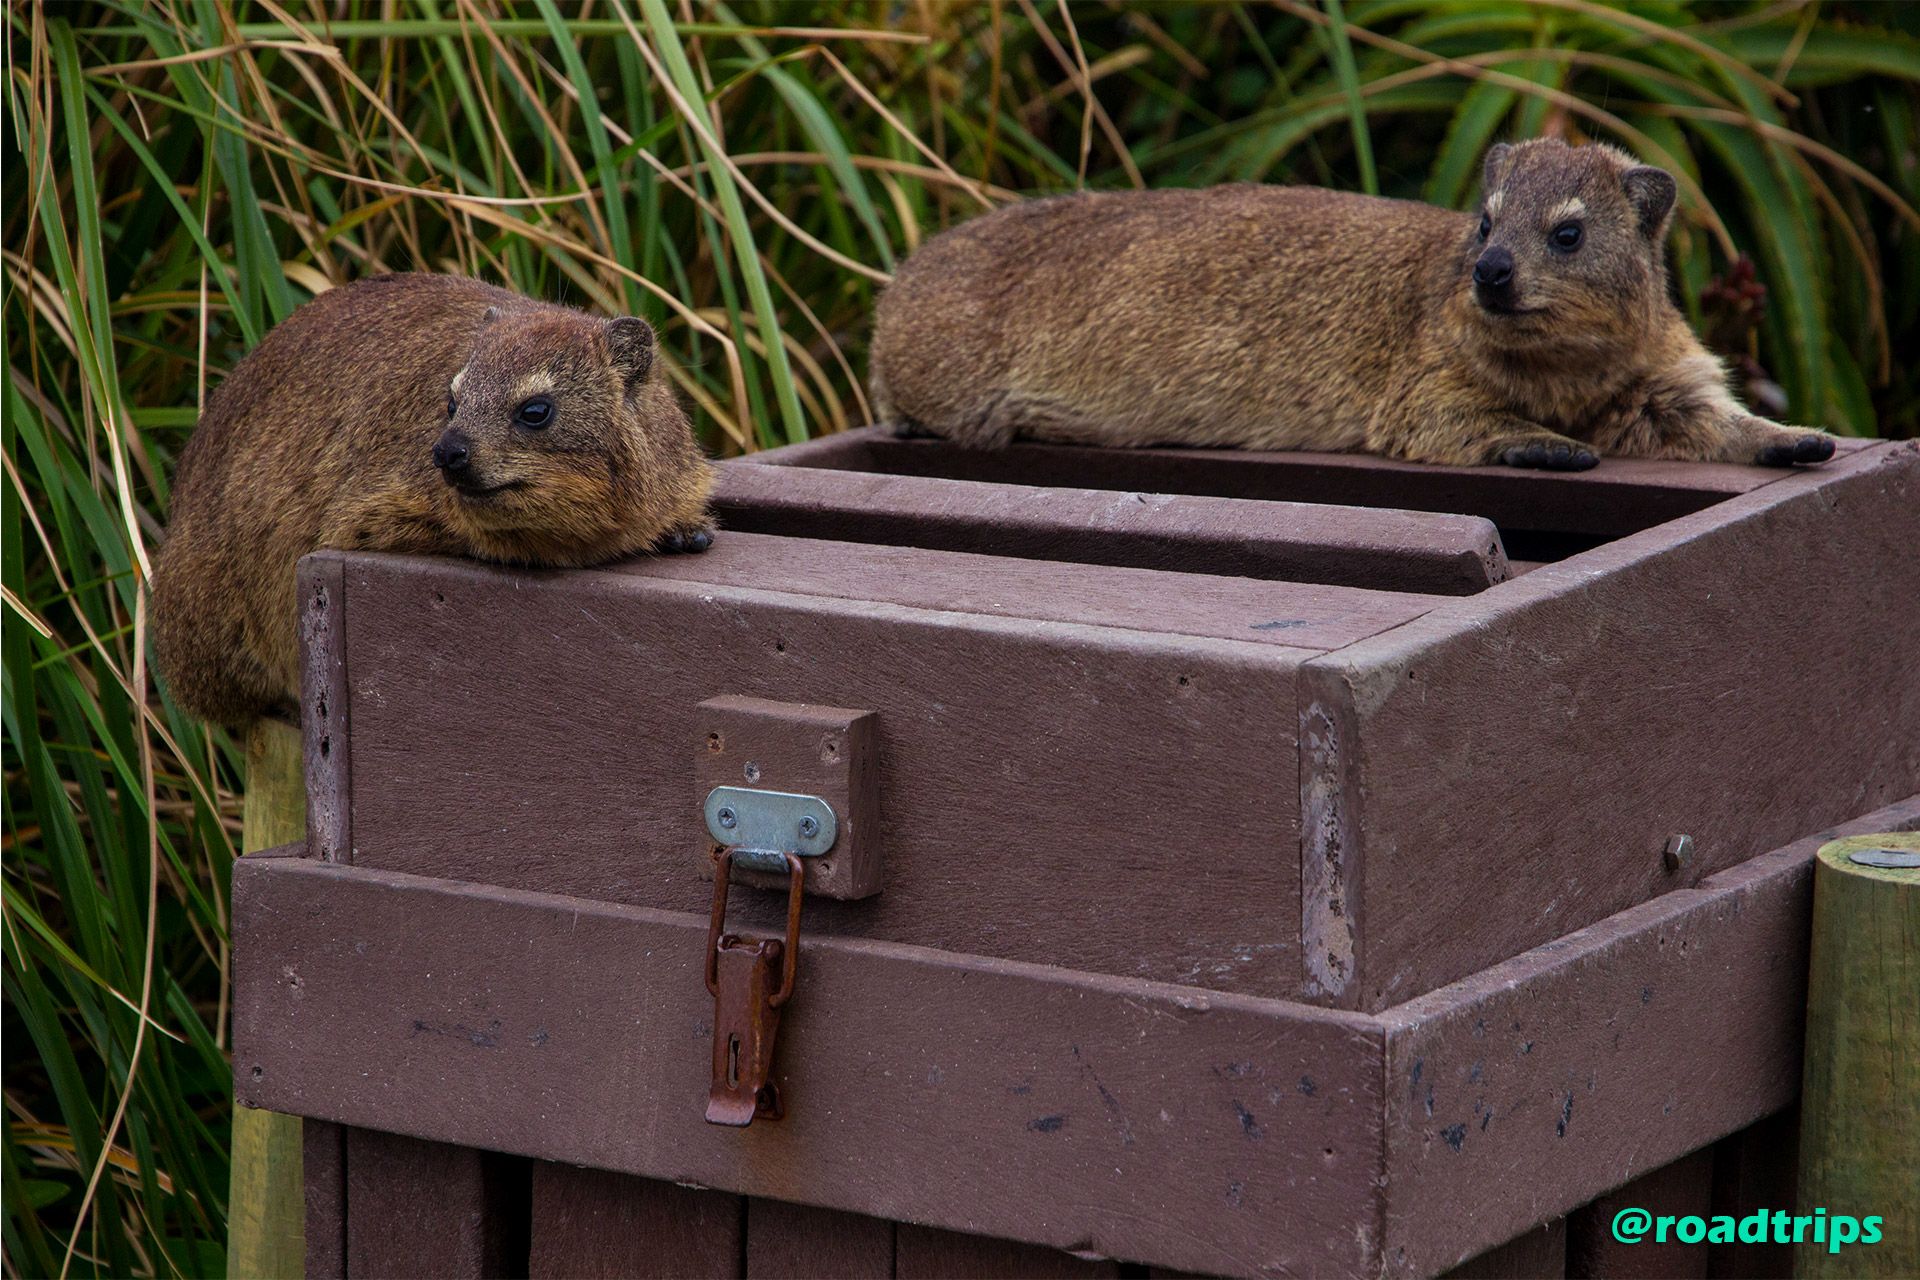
[656,526,715,554]
[1757,434,1835,467]
[1502,441,1598,471]
[1795,434,1836,463]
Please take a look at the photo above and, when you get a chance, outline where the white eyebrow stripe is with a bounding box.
[1548,197,1587,224]
[511,371,557,401]
[450,369,466,394]
[1486,190,1504,218]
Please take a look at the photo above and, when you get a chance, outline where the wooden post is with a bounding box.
[229,720,306,1278]
[1797,832,1919,1279]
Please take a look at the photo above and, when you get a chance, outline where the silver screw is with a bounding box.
[1663,833,1694,873]
[717,807,738,830]
[799,815,820,839]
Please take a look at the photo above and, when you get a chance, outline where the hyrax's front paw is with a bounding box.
[1500,438,1600,472]
[1752,426,1836,467]
[655,524,715,554]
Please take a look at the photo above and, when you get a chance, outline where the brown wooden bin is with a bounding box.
[234,433,1920,1279]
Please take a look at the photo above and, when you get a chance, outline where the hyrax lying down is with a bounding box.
[153,272,714,727]
[870,139,1834,471]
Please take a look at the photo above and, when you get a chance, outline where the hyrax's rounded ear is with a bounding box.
[480,305,501,325]
[1622,165,1678,238]
[1481,142,1514,196]
[604,316,655,389]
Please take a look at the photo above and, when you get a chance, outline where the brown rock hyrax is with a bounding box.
[871,139,1835,471]
[153,272,714,726]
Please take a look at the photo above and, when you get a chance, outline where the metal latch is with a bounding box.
[704,848,802,1126]
[703,786,832,1127]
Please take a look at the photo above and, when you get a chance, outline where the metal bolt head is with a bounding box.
[1663,833,1695,873]
[717,807,738,831]
[798,815,820,839]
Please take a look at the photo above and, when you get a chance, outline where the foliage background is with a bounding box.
[3,1,1915,1274]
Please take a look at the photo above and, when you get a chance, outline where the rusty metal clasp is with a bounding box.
[704,847,803,1126]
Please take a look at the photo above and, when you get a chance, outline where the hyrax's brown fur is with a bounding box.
[871,139,1834,471]
[153,272,714,727]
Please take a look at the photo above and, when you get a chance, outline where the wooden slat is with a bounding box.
[1444,1219,1566,1279]
[752,427,1812,538]
[303,1120,346,1280]
[529,1164,741,1279]
[1566,1149,1715,1279]
[1707,1109,1797,1279]
[895,1224,1119,1278]
[331,551,1309,997]
[1298,441,1920,1008]
[1376,795,1920,1277]
[344,1128,528,1278]
[619,530,1444,651]
[233,857,1387,1280]
[299,555,351,864]
[745,1199,891,1279]
[712,462,1510,595]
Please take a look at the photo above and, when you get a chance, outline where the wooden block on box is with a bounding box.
[696,694,882,899]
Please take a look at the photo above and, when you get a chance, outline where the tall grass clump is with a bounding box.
[4,2,1915,1274]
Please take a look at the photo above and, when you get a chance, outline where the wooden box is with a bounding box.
[237,431,1920,1278]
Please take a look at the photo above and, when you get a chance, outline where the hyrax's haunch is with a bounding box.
[871,139,1835,472]
[153,272,714,727]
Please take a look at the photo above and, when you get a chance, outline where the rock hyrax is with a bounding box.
[870,139,1835,471]
[153,272,714,726]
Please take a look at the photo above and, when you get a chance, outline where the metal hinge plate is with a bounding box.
[704,786,838,873]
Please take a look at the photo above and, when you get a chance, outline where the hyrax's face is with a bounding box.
[436,309,654,523]
[1463,140,1677,347]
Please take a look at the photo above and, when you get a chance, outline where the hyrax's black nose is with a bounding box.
[1473,247,1515,290]
[432,429,471,476]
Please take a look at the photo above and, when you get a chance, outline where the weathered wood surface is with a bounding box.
[303,1120,347,1280]
[228,721,306,1280]
[328,550,1309,996]
[894,1224,1120,1278]
[1707,1108,1797,1279]
[234,795,1918,1278]
[1565,1149,1714,1278]
[1376,794,1920,1277]
[1796,832,1920,1279]
[746,1197,893,1279]
[1443,1219,1566,1279]
[751,427,1872,538]
[234,857,1386,1280]
[622,530,1445,650]
[529,1164,741,1279]
[1299,440,1919,1008]
[344,1127,528,1278]
[300,555,350,864]
[713,462,1510,595]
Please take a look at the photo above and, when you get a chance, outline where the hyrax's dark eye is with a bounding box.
[1550,222,1584,253]
[513,395,554,430]
[446,392,457,419]
[1479,212,1492,240]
